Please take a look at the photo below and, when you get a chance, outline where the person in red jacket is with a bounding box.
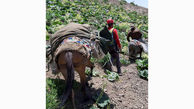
[107,19,122,75]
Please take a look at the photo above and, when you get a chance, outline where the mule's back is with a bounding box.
[50,23,92,60]
[128,40,143,58]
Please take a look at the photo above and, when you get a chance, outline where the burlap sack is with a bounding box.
[48,23,93,74]
[52,23,91,39]
[50,23,93,60]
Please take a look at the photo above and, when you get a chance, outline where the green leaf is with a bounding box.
[139,69,148,79]
[92,70,100,77]
[93,93,110,108]
[85,68,91,75]
[89,105,100,109]
[120,58,130,65]
[106,70,119,82]
[97,94,110,108]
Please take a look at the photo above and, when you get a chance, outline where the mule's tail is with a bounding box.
[59,51,74,108]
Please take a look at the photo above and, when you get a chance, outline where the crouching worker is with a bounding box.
[127,26,144,43]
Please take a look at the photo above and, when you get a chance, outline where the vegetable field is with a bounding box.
[46,0,148,109]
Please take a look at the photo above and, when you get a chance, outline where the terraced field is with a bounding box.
[46,0,148,109]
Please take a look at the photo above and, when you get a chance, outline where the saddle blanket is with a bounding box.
[131,39,141,45]
[61,36,91,52]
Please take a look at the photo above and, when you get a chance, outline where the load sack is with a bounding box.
[50,23,93,55]
[47,23,94,74]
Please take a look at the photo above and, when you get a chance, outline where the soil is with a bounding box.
[46,54,148,109]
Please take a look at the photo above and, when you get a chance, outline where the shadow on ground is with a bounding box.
[47,78,115,109]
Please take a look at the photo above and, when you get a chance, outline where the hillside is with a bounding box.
[46,0,148,109]
[98,0,148,15]
[46,0,148,49]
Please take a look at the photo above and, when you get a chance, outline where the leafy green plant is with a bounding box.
[85,67,100,77]
[139,69,148,78]
[92,83,110,108]
[121,45,129,55]
[120,57,130,65]
[136,54,148,79]
[119,0,127,5]
[92,70,100,77]
[136,58,148,70]
[46,0,148,108]
[118,22,130,32]
[85,67,91,75]
[106,70,119,82]
[90,56,97,63]
[46,79,60,109]
[103,0,108,3]
[97,53,111,67]
[46,0,148,39]
[89,105,100,109]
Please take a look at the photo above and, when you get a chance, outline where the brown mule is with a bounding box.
[48,35,104,109]
[57,51,94,109]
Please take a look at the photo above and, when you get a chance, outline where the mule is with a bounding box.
[128,39,147,62]
[49,36,104,109]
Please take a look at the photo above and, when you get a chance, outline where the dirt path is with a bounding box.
[46,56,148,109]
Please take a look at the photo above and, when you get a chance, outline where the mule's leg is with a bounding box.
[59,64,67,80]
[129,46,136,63]
[90,66,93,77]
[140,47,143,59]
[75,65,89,101]
[58,64,68,107]
[128,45,133,60]
[58,52,75,108]
[139,50,142,59]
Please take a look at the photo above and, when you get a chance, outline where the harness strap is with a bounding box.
[108,28,118,51]
[108,28,115,44]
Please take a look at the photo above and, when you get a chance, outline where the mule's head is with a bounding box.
[90,36,105,59]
